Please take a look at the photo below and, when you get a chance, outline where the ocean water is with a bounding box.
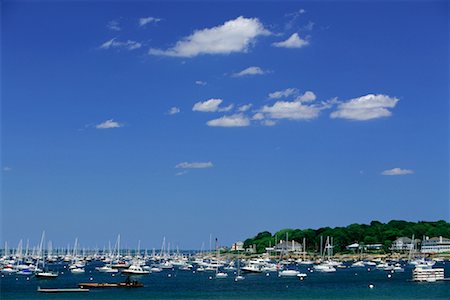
[1,262,449,299]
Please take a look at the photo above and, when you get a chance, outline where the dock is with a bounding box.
[78,281,144,288]
[37,287,89,293]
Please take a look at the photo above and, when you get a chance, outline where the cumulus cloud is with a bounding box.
[176,161,213,169]
[261,101,321,120]
[232,66,267,77]
[330,94,399,121]
[139,16,161,27]
[95,119,123,129]
[168,107,181,115]
[148,16,270,57]
[195,80,207,86]
[381,168,414,176]
[272,33,309,48]
[252,112,264,120]
[100,38,142,50]
[296,91,316,102]
[207,114,250,127]
[192,98,232,112]
[268,88,298,99]
[238,104,252,112]
[107,20,121,31]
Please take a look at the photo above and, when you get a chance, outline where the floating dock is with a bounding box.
[78,281,144,288]
[37,287,89,293]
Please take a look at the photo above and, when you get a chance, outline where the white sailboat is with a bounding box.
[215,238,228,279]
[234,249,245,281]
[69,238,85,274]
[35,231,58,278]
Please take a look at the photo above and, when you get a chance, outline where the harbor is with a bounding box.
[2,257,449,299]
[1,234,450,300]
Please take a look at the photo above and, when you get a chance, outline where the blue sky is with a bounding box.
[2,1,449,249]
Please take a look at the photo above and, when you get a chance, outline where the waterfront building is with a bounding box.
[391,237,415,251]
[365,244,383,251]
[421,236,450,253]
[274,240,303,253]
[345,243,360,251]
[231,241,244,251]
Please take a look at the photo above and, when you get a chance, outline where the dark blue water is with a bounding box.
[1,262,449,299]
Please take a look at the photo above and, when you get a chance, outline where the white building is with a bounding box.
[346,243,360,251]
[391,237,415,251]
[274,240,303,253]
[231,241,244,251]
[421,236,450,253]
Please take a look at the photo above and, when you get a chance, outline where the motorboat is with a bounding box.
[122,265,150,275]
[279,269,300,277]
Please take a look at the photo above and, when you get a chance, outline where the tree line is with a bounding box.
[243,220,450,254]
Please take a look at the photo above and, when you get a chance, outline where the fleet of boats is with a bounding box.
[1,234,448,286]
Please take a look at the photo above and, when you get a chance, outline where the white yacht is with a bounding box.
[122,265,150,275]
[351,261,365,268]
[70,267,85,274]
[96,265,119,273]
[215,272,228,278]
[35,271,59,278]
[412,265,444,282]
[278,269,300,277]
[313,263,336,273]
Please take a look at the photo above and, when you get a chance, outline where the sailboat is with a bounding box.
[313,236,337,273]
[96,240,118,273]
[70,238,85,274]
[277,233,304,277]
[298,238,314,265]
[35,231,58,278]
[215,238,228,279]
[234,249,245,281]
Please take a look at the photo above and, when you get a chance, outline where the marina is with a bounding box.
[1,248,450,299]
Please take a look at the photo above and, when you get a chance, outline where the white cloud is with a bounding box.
[286,9,306,18]
[176,161,213,169]
[269,88,298,99]
[192,98,232,112]
[330,94,399,121]
[149,16,270,57]
[95,119,123,129]
[195,80,207,86]
[220,104,234,112]
[381,168,414,176]
[100,38,142,50]
[252,112,264,120]
[193,98,223,112]
[107,20,121,31]
[285,9,307,30]
[296,91,316,102]
[207,114,250,127]
[232,66,267,77]
[272,33,309,48]
[261,101,321,120]
[238,104,252,112]
[175,171,188,176]
[139,16,161,27]
[168,107,181,115]
[3,166,12,172]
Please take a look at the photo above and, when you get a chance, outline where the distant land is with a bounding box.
[243,220,450,254]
